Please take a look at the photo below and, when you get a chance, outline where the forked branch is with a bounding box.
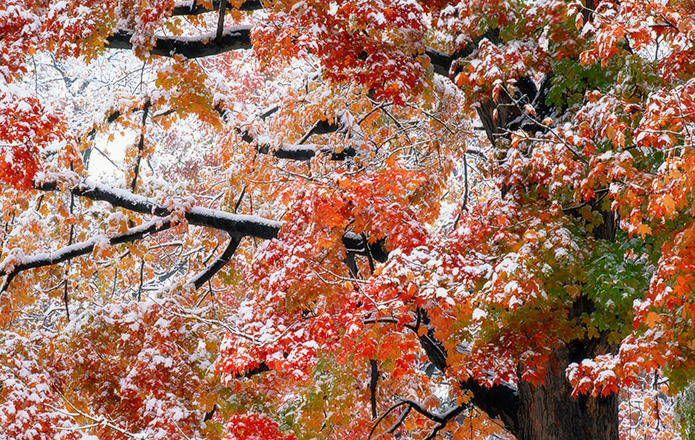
[35,178,387,260]
[106,26,253,59]
[369,398,466,439]
[187,234,242,290]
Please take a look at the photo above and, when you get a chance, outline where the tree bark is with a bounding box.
[470,77,620,440]
[418,308,619,439]
[35,179,389,262]
[106,26,252,59]
[516,348,618,440]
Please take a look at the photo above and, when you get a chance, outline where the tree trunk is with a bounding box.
[516,348,619,440]
[470,80,620,439]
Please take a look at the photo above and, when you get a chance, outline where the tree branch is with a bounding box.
[392,399,467,439]
[215,0,228,40]
[412,308,520,435]
[415,308,448,372]
[35,178,386,261]
[384,405,411,436]
[423,404,466,440]
[36,179,280,239]
[369,401,409,438]
[425,28,501,77]
[0,217,172,283]
[102,99,356,162]
[370,359,379,419]
[228,108,359,161]
[131,100,151,192]
[424,47,457,77]
[106,26,252,59]
[172,0,262,16]
[401,399,446,423]
[459,377,519,435]
[108,2,475,80]
[366,309,521,435]
[253,136,356,161]
[187,234,242,290]
[234,361,270,379]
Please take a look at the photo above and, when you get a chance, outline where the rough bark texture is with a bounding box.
[517,348,618,440]
[419,310,619,439]
[458,50,620,439]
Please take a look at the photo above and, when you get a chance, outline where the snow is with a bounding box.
[472,308,487,320]
[290,1,307,13]
[152,354,173,368]
[303,340,319,349]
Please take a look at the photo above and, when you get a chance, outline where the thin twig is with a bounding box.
[216,0,228,40]
[131,100,151,192]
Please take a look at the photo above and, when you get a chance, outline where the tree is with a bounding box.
[0,0,693,439]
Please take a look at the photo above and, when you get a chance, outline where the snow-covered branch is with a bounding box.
[172,0,262,16]
[37,179,281,239]
[105,8,461,79]
[35,179,387,260]
[253,135,357,161]
[106,26,253,59]
[412,308,520,435]
[0,217,172,285]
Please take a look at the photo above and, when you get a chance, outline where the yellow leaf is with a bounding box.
[575,12,584,31]
[456,392,472,406]
[615,131,625,148]
[663,194,676,215]
[687,340,695,352]
[636,223,652,238]
[645,311,661,329]
[564,285,581,297]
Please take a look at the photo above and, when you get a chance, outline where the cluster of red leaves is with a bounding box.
[0,1,41,80]
[454,39,549,97]
[0,1,119,80]
[115,0,176,57]
[637,80,695,151]
[580,0,695,80]
[0,332,81,440]
[66,299,218,439]
[436,0,516,38]
[567,353,620,397]
[41,0,118,60]
[218,164,435,383]
[224,413,296,440]
[0,89,65,189]
[253,0,429,102]
[3,0,695,436]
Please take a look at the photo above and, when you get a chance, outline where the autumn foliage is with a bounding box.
[1,0,695,439]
